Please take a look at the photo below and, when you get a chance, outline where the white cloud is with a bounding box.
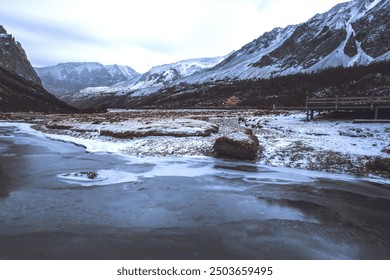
[1,0,344,73]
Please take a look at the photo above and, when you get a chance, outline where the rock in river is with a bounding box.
[213,129,260,160]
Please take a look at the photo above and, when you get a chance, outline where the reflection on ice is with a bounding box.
[142,162,213,178]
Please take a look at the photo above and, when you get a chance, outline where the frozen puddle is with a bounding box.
[58,171,108,183]
[58,169,139,186]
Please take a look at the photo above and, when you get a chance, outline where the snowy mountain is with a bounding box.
[185,0,390,82]
[128,56,228,90]
[35,62,139,96]
[62,56,227,106]
[59,0,390,109]
[0,25,42,86]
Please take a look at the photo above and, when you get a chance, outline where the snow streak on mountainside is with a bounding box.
[185,0,390,82]
[35,62,139,96]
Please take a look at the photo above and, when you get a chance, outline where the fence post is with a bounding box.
[306,96,310,121]
[305,96,308,111]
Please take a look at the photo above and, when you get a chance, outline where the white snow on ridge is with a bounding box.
[105,64,139,79]
[147,56,226,77]
[35,62,139,81]
[106,55,228,92]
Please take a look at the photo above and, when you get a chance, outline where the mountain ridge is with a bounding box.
[34,62,139,96]
[183,0,390,83]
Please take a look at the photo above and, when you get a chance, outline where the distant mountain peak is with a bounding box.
[35,62,140,95]
[0,25,7,34]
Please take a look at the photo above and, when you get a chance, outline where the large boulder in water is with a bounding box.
[213,129,260,160]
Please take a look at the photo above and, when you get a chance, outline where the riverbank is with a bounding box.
[1,109,389,179]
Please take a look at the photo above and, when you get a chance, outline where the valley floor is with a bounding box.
[1,109,389,181]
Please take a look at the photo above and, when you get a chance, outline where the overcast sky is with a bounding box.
[1,0,345,73]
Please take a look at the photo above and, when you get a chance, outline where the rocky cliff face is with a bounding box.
[0,25,76,112]
[0,25,42,86]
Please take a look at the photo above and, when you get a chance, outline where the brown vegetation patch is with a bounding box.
[100,126,218,139]
[366,157,390,178]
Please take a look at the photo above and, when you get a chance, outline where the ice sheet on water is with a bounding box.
[127,156,360,184]
[6,121,390,186]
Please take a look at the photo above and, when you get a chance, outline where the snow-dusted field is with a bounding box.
[243,112,390,177]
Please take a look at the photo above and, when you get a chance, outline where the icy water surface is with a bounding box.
[1,123,390,259]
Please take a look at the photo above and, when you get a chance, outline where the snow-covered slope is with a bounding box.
[35,62,139,96]
[185,0,390,82]
[111,56,226,92]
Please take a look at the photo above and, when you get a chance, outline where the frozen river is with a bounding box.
[1,123,390,259]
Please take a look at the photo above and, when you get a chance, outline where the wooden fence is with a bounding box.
[305,95,390,120]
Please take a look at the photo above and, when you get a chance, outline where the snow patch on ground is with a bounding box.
[46,117,218,138]
[246,113,389,157]
[241,112,390,177]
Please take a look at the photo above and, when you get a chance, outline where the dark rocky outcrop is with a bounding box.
[0,25,76,113]
[214,129,260,160]
[344,34,359,58]
[0,25,42,86]
[352,0,390,58]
